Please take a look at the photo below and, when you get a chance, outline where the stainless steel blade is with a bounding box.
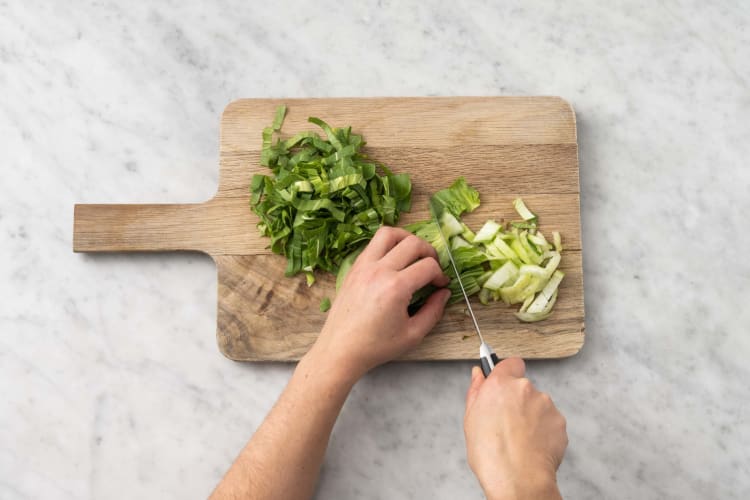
[429,201,485,345]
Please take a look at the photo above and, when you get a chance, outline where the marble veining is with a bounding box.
[1,1,749,498]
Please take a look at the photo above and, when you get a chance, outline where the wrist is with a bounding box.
[299,343,362,389]
[480,467,560,500]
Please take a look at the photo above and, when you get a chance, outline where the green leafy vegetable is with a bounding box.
[408,180,565,322]
[429,177,480,219]
[513,198,537,222]
[406,177,483,271]
[250,106,412,282]
[335,244,365,291]
[319,297,331,312]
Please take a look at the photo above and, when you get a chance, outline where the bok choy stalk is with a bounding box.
[405,178,483,304]
[407,179,565,323]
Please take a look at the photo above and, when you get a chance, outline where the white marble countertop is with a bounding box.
[2,1,749,498]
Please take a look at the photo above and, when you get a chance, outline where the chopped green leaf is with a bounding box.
[250,105,412,296]
[474,220,501,243]
[440,212,463,237]
[552,231,563,252]
[429,177,480,218]
[335,244,365,291]
[513,198,537,221]
[409,186,565,322]
[272,104,287,131]
[320,297,331,312]
[483,262,519,291]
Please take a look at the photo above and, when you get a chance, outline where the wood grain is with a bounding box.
[216,250,584,361]
[74,97,585,361]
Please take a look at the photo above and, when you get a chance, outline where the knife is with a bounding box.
[430,201,500,377]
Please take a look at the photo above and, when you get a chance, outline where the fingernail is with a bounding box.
[442,289,451,304]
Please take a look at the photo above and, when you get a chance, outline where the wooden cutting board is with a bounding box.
[74,97,585,361]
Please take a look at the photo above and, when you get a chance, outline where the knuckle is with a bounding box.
[425,241,438,257]
[346,263,363,279]
[381,266,395,280]
[404,234,419,245]
[409,235,428,254]
[413,234,429,248]
[377,226,394,238]
[428,258,442,274]
[413,257,439,278]
[489,374,506,389]
[370,265,390,283]
[350,257,366,273]
[375,226,393,240]
[423,242,438,259]
[559,421,569,445]
[406,326,425,344]
[389,272,407,290]
[361,261,376,274]
[394,272,407,286]
[517,377,534,393]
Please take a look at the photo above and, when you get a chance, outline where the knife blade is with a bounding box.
[429,200,500,377]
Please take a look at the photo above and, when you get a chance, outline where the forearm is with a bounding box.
[211,347,356,500]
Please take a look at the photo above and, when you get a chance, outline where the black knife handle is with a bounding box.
[480,353,501,377]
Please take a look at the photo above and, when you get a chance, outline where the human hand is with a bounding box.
[464,358,567,500]
[308,226,451,383]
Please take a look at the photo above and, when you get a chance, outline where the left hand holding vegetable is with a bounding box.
[309,226,451,381]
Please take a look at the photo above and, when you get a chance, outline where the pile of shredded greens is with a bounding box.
[405,179,565,322]
[250,105,412,291]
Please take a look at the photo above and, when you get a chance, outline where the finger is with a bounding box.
[359,226,414,261]
[380,234,439,270]
[407,288,451,340]
[465,366,484,409]
[489,357,526,379]
[399,257,450,293]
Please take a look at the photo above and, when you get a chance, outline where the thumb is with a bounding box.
[465,366,484,409]
[407,288,451,341]
[490,357,526,379]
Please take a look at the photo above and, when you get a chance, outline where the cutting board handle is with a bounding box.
[73,203,215,254]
